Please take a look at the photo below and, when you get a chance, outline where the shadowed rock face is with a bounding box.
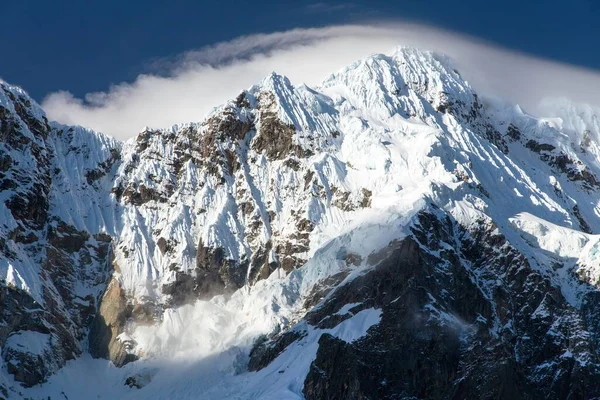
[160,238,248,306]
[248,209,600,400]
[524,139,600,191]
[0,225,114,386]
[0,230,113,387]
[89,266,157,367]
[248,330,306,372]
[88,276,134,366]
[0,83,116,386]
[0,286,51,388]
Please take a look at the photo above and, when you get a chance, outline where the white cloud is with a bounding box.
[41,23,600,140]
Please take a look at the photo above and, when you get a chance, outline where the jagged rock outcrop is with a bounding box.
[245,207,600,399]
[297,210,600,399]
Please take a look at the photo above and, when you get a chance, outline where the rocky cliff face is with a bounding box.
[0,85,116,389]
[4,47,600,399]
[299,209,600,399]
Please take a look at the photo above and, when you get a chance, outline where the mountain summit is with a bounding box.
[3,47,600,399]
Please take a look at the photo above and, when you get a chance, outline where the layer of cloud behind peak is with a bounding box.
[42,23,600,140]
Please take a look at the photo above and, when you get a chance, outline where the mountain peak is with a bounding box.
[0,81,50,140]
[5,46,600,399]
[318,46,475,127]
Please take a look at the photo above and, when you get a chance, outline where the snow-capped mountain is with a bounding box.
[3,47,600,399]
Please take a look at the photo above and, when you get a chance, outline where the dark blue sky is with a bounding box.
[2,0,597,101]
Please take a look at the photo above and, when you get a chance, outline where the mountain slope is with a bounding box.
[2,47,600,399]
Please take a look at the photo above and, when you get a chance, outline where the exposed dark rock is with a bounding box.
[525,140,600,189]
[573,204,593,234]
[124,368,159,389]
[0,104,35,151]
[303,334,364,399]
[360,188,372,208]
[5,51,600,398]
[283,158,301,171]
[303,170,315,190]
[10,95,50,139]
[120,183,167,205]
[196,238,246,289]
[306,223,594,397]
[156,237,177,255]
[163,238,249,305]
[0,98,114,386]
[526,140,556,153]
[156,237,168,255]
[8,226,38,244]
[162,268,214,306]
[5,182,49,230]
[248,330,306,372]
[48,221,90,253]
[332,188,372,211]
[0,178,17,191]
[301,270,352,311]
[247,241,278,284]
[135,129,154,153]
[89,276,138,367]
[4,337,50,387]
[252,92,306,160]
[0,286,52,387]
[344,252,362,266]
[85,148,121,185]
[205,109,253,142]
[235,92,251,108]
[0,154,12,171]
[332,190,353,211]
[247,208,600,399]
[302,235,475,399]
[484,126,509,154]
[275,236,309,273]
[549,154,600,188]
[296,218,314,233]
[506,124,521,141]
[240,201,255,216]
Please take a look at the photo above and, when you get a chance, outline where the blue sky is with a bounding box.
[2,0,598,101]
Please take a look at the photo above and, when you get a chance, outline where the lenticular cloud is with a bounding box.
[42,23,600,140]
